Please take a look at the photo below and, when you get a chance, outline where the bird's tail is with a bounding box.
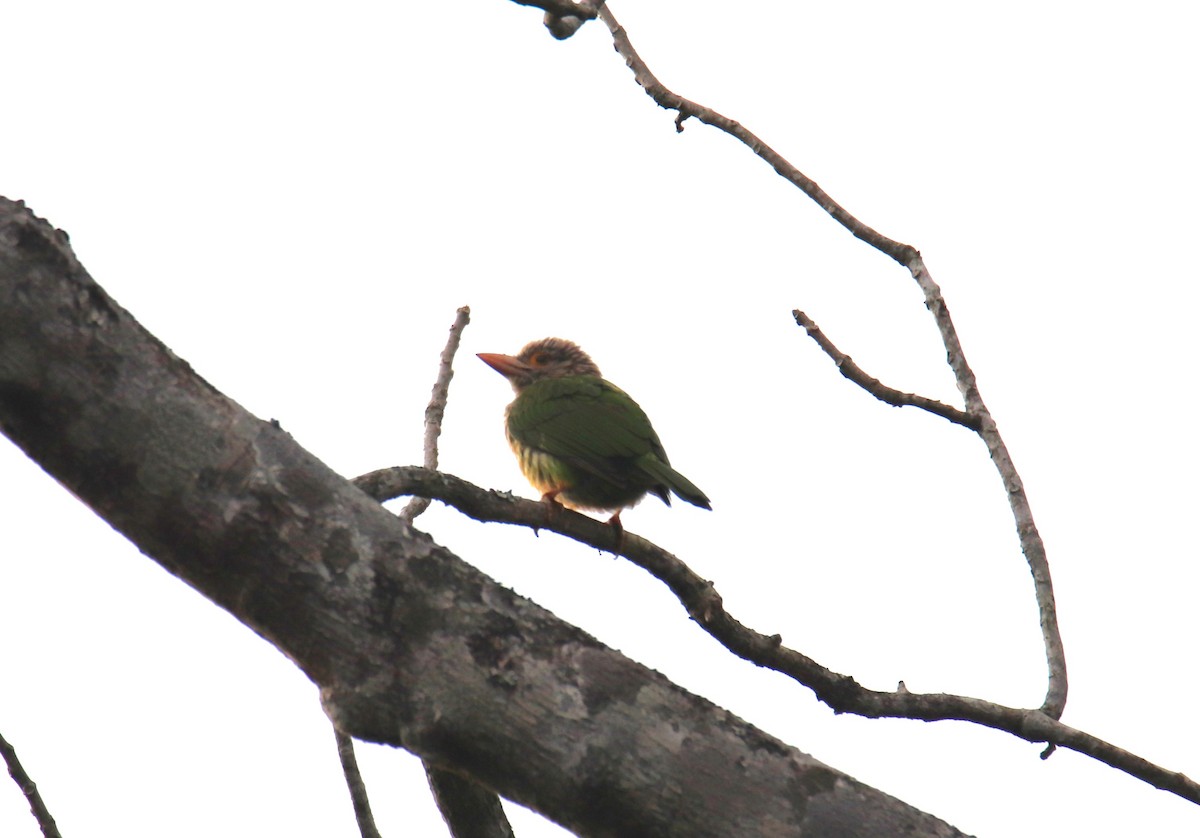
[641,457,711,510]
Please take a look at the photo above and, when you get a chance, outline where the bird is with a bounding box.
[477,337,711,532]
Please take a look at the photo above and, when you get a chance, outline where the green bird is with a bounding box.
[478,337,711,528]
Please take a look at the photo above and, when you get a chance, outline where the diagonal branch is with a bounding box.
[0,197,968,835]
[792,309,980,430]
[598,6,916,265]
[596,4,1066,720]
[361,466,1200,806]
[1,730,62,838]
[331,726,383,838]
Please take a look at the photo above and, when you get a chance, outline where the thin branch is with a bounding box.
[596,5,1067,719]
[327,312,470,837]
[0,730,62,838]
[332,727,383,838]
[356,466,1200,806]
[797,285,1066,714]
[908,260,1067,717]
[400,305,472,523]
[390,307,515,837]
[426,768,516,838]
[792,309,980,430]
[330,307,499,838]
[598,6,916,265]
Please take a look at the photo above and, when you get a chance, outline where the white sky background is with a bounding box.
[2,1,1198,835]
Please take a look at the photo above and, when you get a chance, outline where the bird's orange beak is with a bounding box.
[477,352,527,379]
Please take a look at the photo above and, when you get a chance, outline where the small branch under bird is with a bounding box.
[478,338,711,532]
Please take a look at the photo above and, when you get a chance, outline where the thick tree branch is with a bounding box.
[0,731,61,838]
[0,198,969,838]
[361,466,1200,806]
[595,5,1067,719]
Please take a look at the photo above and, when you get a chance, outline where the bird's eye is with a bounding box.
[530,353,548,366]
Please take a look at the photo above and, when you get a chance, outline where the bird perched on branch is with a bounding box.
[478,338,710,531]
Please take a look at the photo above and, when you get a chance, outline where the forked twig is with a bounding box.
[596,4,1066,720]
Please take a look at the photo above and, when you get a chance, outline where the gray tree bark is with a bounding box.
[0,197,969,837]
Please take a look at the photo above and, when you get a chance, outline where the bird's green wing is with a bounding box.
[508,376,710,509]
[509,375,665,466]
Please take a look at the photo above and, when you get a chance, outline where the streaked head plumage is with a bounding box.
[478,337,601,392]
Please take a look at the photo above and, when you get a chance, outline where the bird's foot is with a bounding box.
[538,491,565,533]
[605,511,626,554]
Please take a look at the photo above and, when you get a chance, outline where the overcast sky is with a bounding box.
[3,2,1198,835]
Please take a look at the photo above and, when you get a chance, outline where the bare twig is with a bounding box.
[388,308,516,837]
[330,307,501,838]
[799,285,1067,716]
[332,727,383,838]
[598,6,915,265]
[400,306,472,523]
[356,466,1199,806]
[792,310,980,430]
[1,730,62,838]
[597,5,1066,720]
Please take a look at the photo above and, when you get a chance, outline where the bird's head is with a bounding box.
[478,337,602,392]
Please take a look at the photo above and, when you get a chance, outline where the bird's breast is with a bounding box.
[507,430,572,496]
